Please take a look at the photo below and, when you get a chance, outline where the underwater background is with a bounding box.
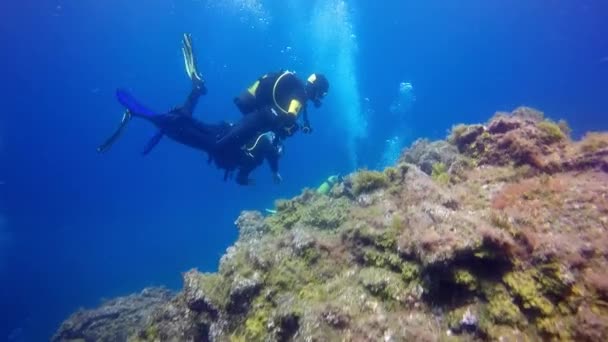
[1,0,607,340]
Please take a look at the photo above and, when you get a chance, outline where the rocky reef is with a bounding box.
[52,288,174,342]
[54,107,608,341]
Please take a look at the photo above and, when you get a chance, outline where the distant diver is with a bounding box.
[316,174,342,195]
[97,34,282,185]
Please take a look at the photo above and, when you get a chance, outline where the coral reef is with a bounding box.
[54,107,608,341]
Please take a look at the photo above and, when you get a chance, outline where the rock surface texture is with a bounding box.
[52,288,174,342]
[55,107,608,341]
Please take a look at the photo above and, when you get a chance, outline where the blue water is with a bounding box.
[1,0,607,340]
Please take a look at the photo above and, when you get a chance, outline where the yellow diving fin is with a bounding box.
[181,33,202,82]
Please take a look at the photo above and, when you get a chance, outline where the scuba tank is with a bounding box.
[317,175,341,195]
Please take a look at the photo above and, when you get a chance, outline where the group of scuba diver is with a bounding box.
[98,33,330,186]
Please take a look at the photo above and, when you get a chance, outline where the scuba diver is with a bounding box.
[97,34,282,185]
[215,68,330,153]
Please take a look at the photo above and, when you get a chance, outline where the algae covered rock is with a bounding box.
[401,138,460,175]
[54,107,608,342]
[52,288,173,342]
[235,210,268,240]
[183,270,222,316]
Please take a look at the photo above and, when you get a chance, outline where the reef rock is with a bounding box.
[400,138,460,175]
[235,210,268,240]
[51,287,173,342]
[55,106,608,341]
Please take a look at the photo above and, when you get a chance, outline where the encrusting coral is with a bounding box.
[53,107,608,342]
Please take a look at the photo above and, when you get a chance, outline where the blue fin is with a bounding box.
[142,130,164,155]
[116,89,158,117]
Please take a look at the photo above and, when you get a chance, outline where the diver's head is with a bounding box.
[306,73,329,108]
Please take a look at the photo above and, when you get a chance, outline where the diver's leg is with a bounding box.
[97,110,132,153]
[142,131,164,155]
[180,81,206,116]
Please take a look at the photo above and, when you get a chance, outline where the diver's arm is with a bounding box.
[283,75,311,133]
[96,110,132,153]
[267,152,282,184]
[264,139,282,183]
[300,106,312,133]
[267,148,279,174]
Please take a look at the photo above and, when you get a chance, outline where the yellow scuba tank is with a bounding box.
[234,80,260,114]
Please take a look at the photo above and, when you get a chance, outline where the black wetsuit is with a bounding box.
[215,71,309,152]
[114,82,281,185]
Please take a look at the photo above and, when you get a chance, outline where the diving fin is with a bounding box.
[116,89,159,118]
[97,110,132,153]
[142,130,164,155]
[182,33,203,83]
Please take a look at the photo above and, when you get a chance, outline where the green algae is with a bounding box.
[267,194,350,233]
[535,263,572,298]
[268,259,310,291]
[300,246,322,265]
[300,197,349,230]
[537,120,566,144]
[452,268,478,292]
[383,163,410,184]
[383,166,400,183]
[268,199,302,232]
[431,162,450,185]
[448,123,469,144]
[362,249,402,272]
[241,297,273,341]
[400,261,420,283]
[352,170,389,195]
[580,132,608,153]
[358,267,408,305]
[482,283,524,326]
[344,225,394,251]
[503,270,555,316]
[536,316,574,340]
[244,309,270,340]
[140,325,159,341]
[196,273,231,309]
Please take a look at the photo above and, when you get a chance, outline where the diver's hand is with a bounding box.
[272,172,283,184]
[301,125,312,134]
